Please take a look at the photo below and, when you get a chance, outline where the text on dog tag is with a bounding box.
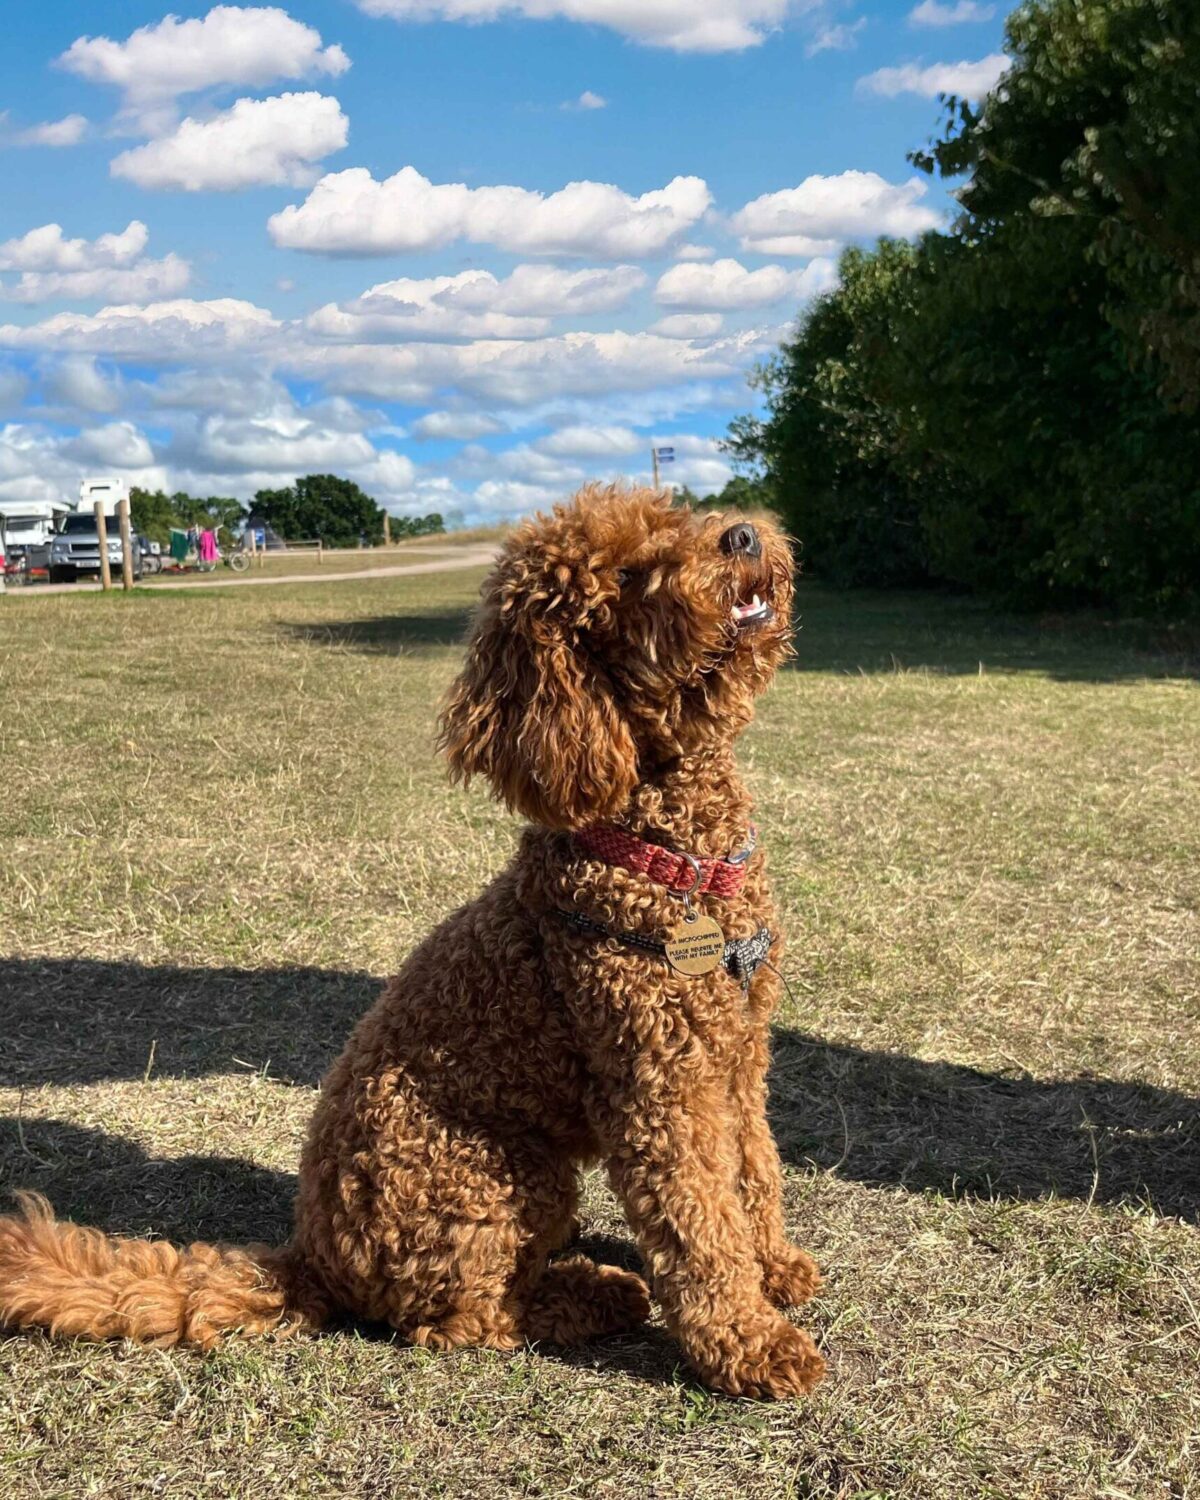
[664,914,725,976]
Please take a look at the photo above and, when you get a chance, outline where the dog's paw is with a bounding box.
[761,1245,822,1308]
[591,1263,653,1333]
[525,1257,651,1344]
[704,1319,825,1401]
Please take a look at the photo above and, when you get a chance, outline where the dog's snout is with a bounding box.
[719,522,761,560]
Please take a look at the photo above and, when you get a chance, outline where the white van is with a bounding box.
[0,500,68,571]
[47,477,140,583]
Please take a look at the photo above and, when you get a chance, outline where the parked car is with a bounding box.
[138,535,163,575]
[48,512,143,583]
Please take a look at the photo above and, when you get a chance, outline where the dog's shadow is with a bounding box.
[1,956,1196,1389]
[281,610,474,656]
[3,957,1196,1225]
[769,1027,1199,1223]
[0,956,380,1089]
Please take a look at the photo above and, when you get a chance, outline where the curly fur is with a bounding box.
[0,485,824,1398]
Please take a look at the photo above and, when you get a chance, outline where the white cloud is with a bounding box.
[806,18,865,56]
[0,299,279,359]
[111,93,348,191]
[412,410,506,440]
[269,166,711,258]
[909,1,995,25]
[0,257,191,306]
[0,221,189,305]
[731,170,942,255]
[65,420,156,469]
[0,422,166,507]
[674,243,716,261]
[0,368,30,411]
[58,5,350,128]
[0,221,148,273]
[534,424,642,457]
[355,0,806,53]
[12,115,89,147]
[858,52,1007,98]
[44,356,124,413]
[308,263,646,342]
[178,408,381,475]
[562,90,607,110]
[306,327,768,407]
[649,313,724,339]
[468,477,573,515]
[655,256,836,310]
[309,284,546,342]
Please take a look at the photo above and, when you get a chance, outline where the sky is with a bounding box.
[0,1,1009,524]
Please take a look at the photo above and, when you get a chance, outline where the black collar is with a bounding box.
[555,909,772,988]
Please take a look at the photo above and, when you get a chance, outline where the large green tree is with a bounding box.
[251,475,385,548]
[731,0,1200,614]
[915,0,1200,410]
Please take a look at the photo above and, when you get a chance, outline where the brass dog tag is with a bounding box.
[664,914,725,976]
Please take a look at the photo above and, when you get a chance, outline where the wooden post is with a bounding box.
[95,501,112,591]
[383,512,391,547]
[118,497,134,592]
[317,538,323,565]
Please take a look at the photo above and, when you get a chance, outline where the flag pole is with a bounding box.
[652,446,660,491]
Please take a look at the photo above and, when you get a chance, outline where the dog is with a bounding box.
[0,485,824,1399]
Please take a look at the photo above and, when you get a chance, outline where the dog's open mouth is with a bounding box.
[731,591,774,630]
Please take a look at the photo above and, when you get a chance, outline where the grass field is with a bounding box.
[1,567,1197,1499]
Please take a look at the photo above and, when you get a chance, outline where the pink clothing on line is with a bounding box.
[198,529,219,562]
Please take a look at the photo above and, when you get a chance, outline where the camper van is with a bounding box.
[47,477,142,584]
[0,499,68,572]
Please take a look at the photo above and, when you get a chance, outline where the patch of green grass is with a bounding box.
[1,574,1197,1498]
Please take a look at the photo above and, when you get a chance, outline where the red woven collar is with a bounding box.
[574,824,755,900]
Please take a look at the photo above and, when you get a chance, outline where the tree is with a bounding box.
[252,475,385,548]
[130,488,246,545]
[914,0,1200,410]
[727,0,1200,614]
[388,512,446,538]
[693,476,776,513]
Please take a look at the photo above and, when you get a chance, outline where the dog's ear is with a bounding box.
[439,559,638,831]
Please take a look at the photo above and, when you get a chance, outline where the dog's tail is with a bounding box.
[0,1192,329,1349]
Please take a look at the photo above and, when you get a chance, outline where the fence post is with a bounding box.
[95,501,112,591]
[317,539,323,565]
[118,497,134,592]
[383,513,391,547]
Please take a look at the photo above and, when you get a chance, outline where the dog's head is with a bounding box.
[439,485,794,830]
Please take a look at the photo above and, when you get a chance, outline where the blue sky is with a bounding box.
[0,1,1008,523]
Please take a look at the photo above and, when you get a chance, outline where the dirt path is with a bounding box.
[4,546,498,596]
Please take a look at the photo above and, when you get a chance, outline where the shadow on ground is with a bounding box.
[0,957,379,1088]
[786,584,1200,682]
[0,1116,296,1246]
[771,1027,1198,1223]
[3,958,1195,1224]
[282,609,474,655]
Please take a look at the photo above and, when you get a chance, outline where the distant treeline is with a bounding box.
[726,0,1199,616]
[131,475,443,549]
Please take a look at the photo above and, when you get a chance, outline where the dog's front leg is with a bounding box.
[730,1021,823,1309]
[586,1077,824,1399]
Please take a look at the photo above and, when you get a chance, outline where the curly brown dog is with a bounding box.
[0,485,824,1399]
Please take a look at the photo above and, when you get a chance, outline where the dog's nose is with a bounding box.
[719,521,761,560]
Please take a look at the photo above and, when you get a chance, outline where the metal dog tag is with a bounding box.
[664,913,725,976]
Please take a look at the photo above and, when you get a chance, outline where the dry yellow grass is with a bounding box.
[0,572,1197,1499]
